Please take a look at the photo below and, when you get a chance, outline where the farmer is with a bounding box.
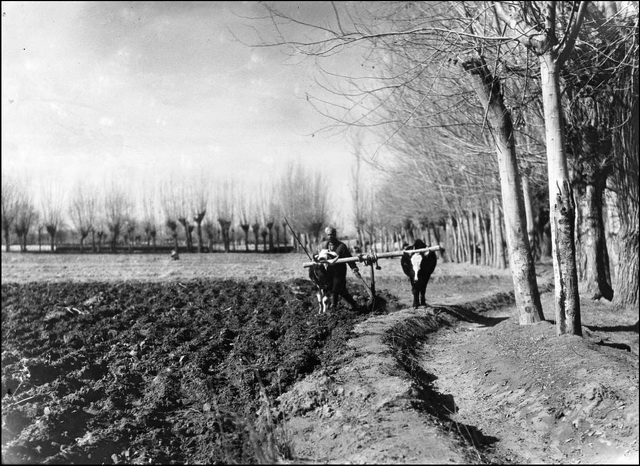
[323,226,362,311]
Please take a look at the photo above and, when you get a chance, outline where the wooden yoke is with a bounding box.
[302,246,443,268]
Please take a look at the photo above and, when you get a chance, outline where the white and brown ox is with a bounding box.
[401,239,438,308]
[308,249,339,313]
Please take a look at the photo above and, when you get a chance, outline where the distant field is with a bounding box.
[1,251,310,283]
[1,251,513,284]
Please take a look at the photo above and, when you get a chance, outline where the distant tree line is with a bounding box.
[1,161,335,256]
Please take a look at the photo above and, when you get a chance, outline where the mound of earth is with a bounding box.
[2,264,638,464]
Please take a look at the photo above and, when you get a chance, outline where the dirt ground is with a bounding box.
[274,263,639,464]
[2,252,638,464]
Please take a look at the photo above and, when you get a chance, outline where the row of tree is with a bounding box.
[252,1,639,334]
[1,163,333,255]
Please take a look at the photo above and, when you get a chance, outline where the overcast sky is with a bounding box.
[1,1,376,229]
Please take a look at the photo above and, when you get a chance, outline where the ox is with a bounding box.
[401,239,437,308]
[308,249,339,314]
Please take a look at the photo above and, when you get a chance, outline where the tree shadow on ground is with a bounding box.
[545,319,634,352]
[585,320,639,334]
[432,304,510,328]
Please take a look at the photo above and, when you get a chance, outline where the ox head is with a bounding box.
[409,252,424,281]
[401,239,428,281]
[314,249,339,264]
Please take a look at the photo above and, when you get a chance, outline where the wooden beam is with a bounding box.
[302,246,443,268]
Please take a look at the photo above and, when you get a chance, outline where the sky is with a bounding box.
[1,1,378,231]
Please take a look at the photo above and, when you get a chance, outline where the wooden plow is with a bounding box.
[303,246,443,307]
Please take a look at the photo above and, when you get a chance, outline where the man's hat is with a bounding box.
[325,226,337,236]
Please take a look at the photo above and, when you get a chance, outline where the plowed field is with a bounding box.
[2,252,638,464]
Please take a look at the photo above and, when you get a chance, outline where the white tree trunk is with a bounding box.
[522,174,538,261]
[462,56,544,324]
[540,54,582,336]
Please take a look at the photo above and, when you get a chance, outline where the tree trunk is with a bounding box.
[611,95,639,310]
[540,54,582,335]
[253,227,260,252]
[614,224,639,310]
[579,181,614,301]
[479,209,490,266]
[493,201,507,269]
[241,225,250,251]
[449,215,461,263]
[522,174,538,262]
[3,227,10,252]
[267,223,274,252]
[455,210,467,262]
[274,225,281,252]
[474,209,486,265]
[445,216,455,263]
[465,211,475,264]
[462,56,544,324]
[196,221,203,253]
[281,223,288,252]
[535,206,550,260]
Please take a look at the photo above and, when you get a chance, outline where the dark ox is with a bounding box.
[401,239,437,308]
[308,249,338,313]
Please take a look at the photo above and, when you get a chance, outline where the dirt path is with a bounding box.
[276,307,477,464]
[272,288,518,464]
[420,293,639,465]
[277,268,639,465]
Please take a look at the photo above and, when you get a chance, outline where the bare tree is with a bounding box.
[609,34,639,310]
[161,180,181,253]
[13,186,38,253]
[490,0,587,335]
[93,212,107,253]
[268,184,283,252]
[582,1,638,310]
[460,54,544,324]
[123,216,137,253]
[176,184,194,253]
[259,181,279,253]
[216,178,235,253]
[237,186,252,251]
[191,176,208,253]
[104,182,132,253]
[1,175,21,252]
[350,129,368,251]
[141,182,159,252]
[40,181,65,253]
[203,219,218,252]
[69,181,98,253]
[276,162,330,251]
[251,216,261,252]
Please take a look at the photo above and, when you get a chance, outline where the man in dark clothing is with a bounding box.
[323,226,361,310]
